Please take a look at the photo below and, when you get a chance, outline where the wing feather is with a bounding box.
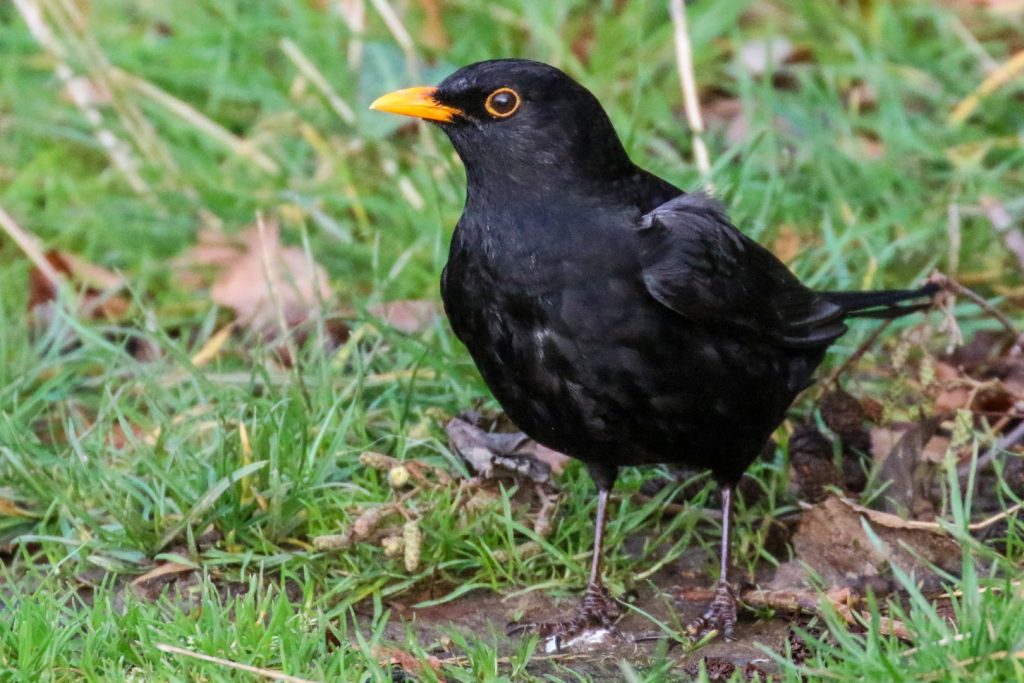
[638,194,846,349]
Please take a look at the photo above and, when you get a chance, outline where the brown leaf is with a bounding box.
[845,82,879,112]
[821,389,868,434]
[446,415,570,484]
[786,496,960,588]
[368,299,439,333]
[876,417,942,515]
[933,361,971,412]
[27,249,133,351]
[209,222,332,335]
[28,249,126,312]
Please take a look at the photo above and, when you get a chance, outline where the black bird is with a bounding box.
[372,59,936,642]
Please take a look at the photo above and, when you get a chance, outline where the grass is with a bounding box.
[1,0,1023,680]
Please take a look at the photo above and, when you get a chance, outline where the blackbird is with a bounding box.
[372,59,936,643]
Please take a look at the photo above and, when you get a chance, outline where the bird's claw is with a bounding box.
[686,581,737,642]
[507,584,621,648]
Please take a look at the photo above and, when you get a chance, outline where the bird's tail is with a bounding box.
[821,282,940,320]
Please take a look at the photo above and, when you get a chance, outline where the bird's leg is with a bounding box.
[576,486,620,624]
[686,484,738,641]
[508,486,620,643]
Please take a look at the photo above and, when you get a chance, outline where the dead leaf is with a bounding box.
[845,81,879,112]
[27,249,136,355]
[28,249,128,318]
[788,497,961,587]
[208,221,332,335]
[190,323,235,367]
[876,417,942,515]
[446,415,570,484]
[368,299,439,333]
[933,361,972,412]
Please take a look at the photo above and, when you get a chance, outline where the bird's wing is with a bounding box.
[637,193,846,349]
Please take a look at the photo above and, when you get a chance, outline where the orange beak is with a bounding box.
[369,86,461,123]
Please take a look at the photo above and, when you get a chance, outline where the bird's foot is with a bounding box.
[508,583,622,650]
[686,581,737,642]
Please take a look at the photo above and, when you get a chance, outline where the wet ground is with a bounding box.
[372,552,796,680]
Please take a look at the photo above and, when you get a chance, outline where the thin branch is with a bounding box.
[822,318,894,391]
[930,272,1021,340]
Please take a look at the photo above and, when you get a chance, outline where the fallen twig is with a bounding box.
[930,272,1021,342]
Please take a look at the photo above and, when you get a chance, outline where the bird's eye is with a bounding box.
[484,88,521,118]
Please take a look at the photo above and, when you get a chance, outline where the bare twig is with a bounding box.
[812,496,1024,534]
[532,483,559,538]
[154,643,320,683]
[930,272,1020,340]
[669,0,712,184]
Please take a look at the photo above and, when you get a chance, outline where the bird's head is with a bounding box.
[371,59,635,196]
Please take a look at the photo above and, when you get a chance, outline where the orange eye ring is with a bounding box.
[484,88,521,118]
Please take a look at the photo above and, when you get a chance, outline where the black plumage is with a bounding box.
[372,59,936,642]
